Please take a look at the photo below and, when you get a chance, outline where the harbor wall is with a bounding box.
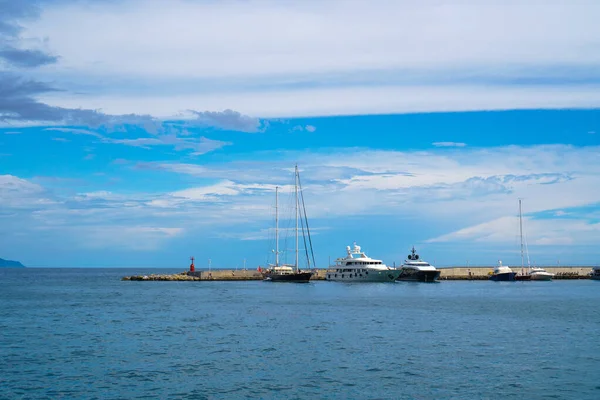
[123,266,594,281]
[438,266,592,280]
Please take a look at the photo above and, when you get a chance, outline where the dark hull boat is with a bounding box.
[262,165,317,284]
[396,247,440,283]
[397,268,441,282]
[263,270,313,283]
[489,271,516,281]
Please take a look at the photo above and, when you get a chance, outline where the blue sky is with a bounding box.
[1,1,600,268]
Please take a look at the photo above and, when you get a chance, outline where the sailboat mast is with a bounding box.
[275,186,279,267]
[519,199,524,272]
[295,165,299,272]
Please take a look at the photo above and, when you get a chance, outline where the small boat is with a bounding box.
[589,266,600,280]
[396,247,440,282]
[326,243,401,282]
[489,260,516,282]
[262,165,315,283]
[529,266,555,281]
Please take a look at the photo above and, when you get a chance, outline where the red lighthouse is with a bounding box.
[189,256,195,272]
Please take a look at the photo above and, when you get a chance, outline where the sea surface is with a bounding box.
[1,268,599,400]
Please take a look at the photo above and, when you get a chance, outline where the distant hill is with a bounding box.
[0,258,25,268]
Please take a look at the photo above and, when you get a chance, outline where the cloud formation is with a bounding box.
[0,1,58,68]
[0,47,58,67]
[291,124,317,133]
[188,109,264,133]
[12,0,600,118]
[433,142,467,148]
[3,143,600,264]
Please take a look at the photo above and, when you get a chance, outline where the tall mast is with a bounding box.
[295,165,299,272]
[519,199,524,273]
[275,186,279,267]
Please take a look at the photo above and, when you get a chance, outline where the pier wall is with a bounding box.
[438,266,593,280]
[123,266,594,281]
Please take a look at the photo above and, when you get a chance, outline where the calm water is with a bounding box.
[1,268,599,399]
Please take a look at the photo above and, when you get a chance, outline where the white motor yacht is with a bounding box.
[529,266,554,281]
[326,243,400,282]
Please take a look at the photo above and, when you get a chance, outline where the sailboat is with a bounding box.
[513,199,554,281]
[262,165,315,283]
[514,199,531,281]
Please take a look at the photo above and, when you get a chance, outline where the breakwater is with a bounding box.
[122,267,594,281]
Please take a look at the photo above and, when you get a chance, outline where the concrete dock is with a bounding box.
[122,267,594,281]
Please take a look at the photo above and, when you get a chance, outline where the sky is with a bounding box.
[1,0,599,268]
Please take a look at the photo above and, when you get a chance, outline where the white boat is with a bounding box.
[590,267,600,280]
[529,266,555,281]
[326,243,401,282]
[396,247,440,282]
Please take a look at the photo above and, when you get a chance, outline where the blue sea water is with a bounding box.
[1,268,599,400]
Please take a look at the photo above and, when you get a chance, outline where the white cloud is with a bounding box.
[104,135,230,155]
[28,1,600,78]
[433,142,466,148]
[37,84,600,119]
[21,0,600,118]
[427,215,600,247]
[0,174,56,208]
[169,181,278,201]
[3,144,600,255]
[290,124,317,133]
[45,127,103,138]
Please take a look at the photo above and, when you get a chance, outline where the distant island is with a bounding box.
[0,258,25,268]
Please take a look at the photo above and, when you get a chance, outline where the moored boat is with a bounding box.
[326,243,400,282]
[396,247,440,282]
[489,260,516,282]
[502,199,553,281]
[529,266,555,281]
[263,266,313,282]
[262,166,315,283]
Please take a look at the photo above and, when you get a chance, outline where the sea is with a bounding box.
[1,268,599,400]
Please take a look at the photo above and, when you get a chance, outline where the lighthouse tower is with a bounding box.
[189,256,195,272]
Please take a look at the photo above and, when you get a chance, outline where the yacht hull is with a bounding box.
[396,269,441,282]
[530,273,554,281]
[326,270,401,282]
[264,271,313,283]
[489,272,516,282]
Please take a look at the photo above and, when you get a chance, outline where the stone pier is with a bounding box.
[122,266,593,281]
